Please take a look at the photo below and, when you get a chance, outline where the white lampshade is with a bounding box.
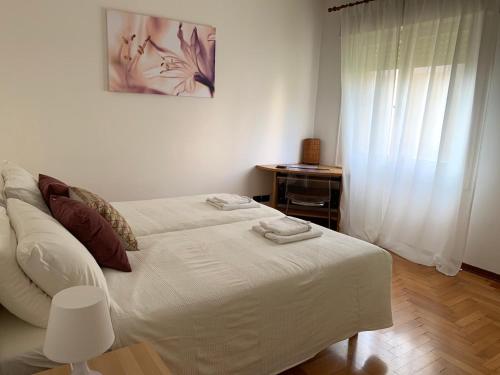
[44,286,115,364]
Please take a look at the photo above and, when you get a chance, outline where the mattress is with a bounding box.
[112,194,281,237]
[105,219,392,375]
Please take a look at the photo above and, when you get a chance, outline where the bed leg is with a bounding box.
[348,333,358,353]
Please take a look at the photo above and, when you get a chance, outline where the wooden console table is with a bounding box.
[256,164,343,230]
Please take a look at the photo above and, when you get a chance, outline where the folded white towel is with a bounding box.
[259,216,311,236]
[207,194,252,205]
[207,200,260,211]
[252,225,322,244]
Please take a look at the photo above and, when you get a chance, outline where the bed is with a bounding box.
[111,194,282,236]
[1,193,392,375]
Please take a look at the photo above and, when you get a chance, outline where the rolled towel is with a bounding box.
[207,194,252,205]
[252,224,322,244]
[259,216,311,236]
[207,200,260,211]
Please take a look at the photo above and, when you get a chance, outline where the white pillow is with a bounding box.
[2,162,50,214]
[0,206,51,328]
[7,198,109,299]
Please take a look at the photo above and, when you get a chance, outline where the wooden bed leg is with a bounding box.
[348,333,358,355]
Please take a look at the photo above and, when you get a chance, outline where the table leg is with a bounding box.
[270,172,277,208]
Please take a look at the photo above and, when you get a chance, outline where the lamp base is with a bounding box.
[70,361,102,375]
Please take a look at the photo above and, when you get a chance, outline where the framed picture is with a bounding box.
[106,9,216,98]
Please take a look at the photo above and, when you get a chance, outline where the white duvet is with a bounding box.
[105,219,392,375]
[112,194,281,237]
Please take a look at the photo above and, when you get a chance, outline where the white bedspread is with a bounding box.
[1,195,392,375]
[105,219,392,375]
[112,194,281,237]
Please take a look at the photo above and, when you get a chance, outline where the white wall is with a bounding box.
[314,5,500,273]
[464,29,500,275]
[313,0,342,165]
[0,0,323,201]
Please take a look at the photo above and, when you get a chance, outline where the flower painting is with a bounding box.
[106,9,216,98]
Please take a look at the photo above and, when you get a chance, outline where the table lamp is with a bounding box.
[43,286,115,375]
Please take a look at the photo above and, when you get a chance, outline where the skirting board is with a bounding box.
[461,263,500,282]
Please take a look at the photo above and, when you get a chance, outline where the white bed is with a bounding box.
[107,219,392,374]
[111,194,281,236]
[1,195,392,375]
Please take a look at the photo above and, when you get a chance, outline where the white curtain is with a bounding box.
[339,0,499,275]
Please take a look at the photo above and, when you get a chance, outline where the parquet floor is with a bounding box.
[282,254,500,375]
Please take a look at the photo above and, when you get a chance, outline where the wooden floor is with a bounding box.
[282,254,500,375]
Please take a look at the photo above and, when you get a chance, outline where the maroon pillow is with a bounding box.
[50,195,131,272]
[39,174,69,206]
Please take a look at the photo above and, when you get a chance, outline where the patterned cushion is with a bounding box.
[69,187,139,251]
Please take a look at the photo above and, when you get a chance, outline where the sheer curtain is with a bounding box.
[339,0,499,275]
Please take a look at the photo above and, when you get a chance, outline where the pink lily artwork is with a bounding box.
[106,9,216,98]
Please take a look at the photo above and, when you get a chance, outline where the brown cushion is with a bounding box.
[50,195,131,272]
[38,174,69,206]
[69,187,139,251]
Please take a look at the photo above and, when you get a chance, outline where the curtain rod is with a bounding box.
[328,0,376,12]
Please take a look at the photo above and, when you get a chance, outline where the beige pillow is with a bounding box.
[7,198,109,299]
[2,162,50,214]
[70,187,139,251]
[0,206,51,328]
